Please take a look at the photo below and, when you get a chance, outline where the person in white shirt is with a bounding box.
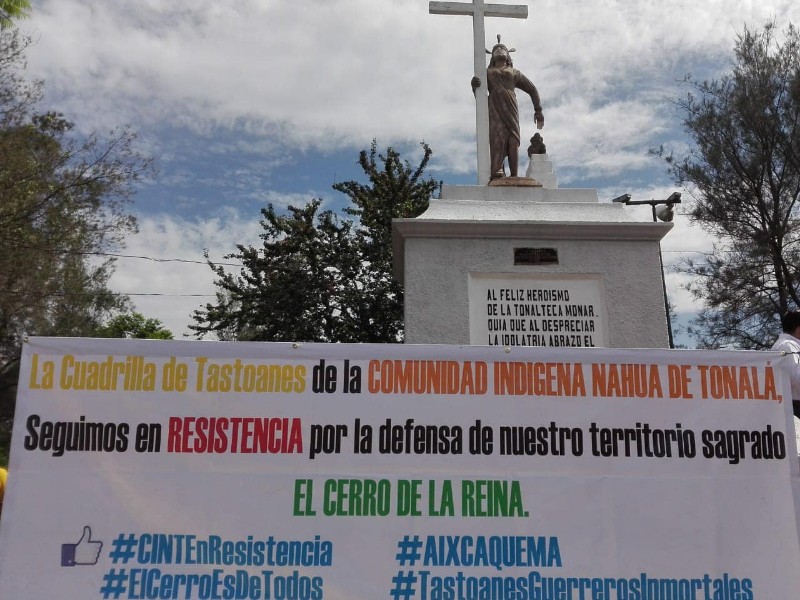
[771,310,800,417]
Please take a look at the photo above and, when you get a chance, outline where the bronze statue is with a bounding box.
[472,36,544,179]
[528,132,546,156]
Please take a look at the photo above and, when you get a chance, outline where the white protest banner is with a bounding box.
[1,337,799,599]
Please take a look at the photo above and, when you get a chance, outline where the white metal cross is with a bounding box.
[429,0,528,184]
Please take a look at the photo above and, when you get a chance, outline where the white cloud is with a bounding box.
[23,0,800,177]
[107,210,262,338]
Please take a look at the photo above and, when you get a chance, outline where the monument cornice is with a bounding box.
[392,219,672,281]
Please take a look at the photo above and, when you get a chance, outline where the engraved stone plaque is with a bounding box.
[469,273,609,347]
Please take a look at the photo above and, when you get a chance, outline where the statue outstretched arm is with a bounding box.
[515,70,544,129]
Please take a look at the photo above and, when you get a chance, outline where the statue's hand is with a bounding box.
[471,76,481,92]
[534,109,544,129]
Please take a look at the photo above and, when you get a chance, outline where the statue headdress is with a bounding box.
[487,34,515,67]
[486,34,516,55]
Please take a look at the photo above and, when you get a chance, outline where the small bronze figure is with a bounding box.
[528,132,546,156]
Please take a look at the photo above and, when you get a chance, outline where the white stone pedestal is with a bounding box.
[525,154,558,188]
[393,184,673,348]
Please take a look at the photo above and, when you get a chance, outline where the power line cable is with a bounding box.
[0,239,245,267]
[0,289,216,299]
[82,250,242,267]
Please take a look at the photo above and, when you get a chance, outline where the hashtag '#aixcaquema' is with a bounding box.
[395,535,423,566]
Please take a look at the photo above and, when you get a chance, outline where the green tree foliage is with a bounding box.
[659,22,800,348]
[0,30,153,465]
[95,312,173,340]
[0,0,30,29]
[336,141,440,341]
[192,141,440,342]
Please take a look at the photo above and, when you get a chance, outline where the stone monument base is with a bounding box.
[393,184,673,348]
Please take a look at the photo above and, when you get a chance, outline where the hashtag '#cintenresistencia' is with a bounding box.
[395,535,423,566]
[108,533,137,564]
[390,570,418,599]
[99,568,128,599]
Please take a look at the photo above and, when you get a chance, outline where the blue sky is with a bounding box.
[14,0,800,342]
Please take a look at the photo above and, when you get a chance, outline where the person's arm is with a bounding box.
[514,70,544,128]
[789,351,800,401]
